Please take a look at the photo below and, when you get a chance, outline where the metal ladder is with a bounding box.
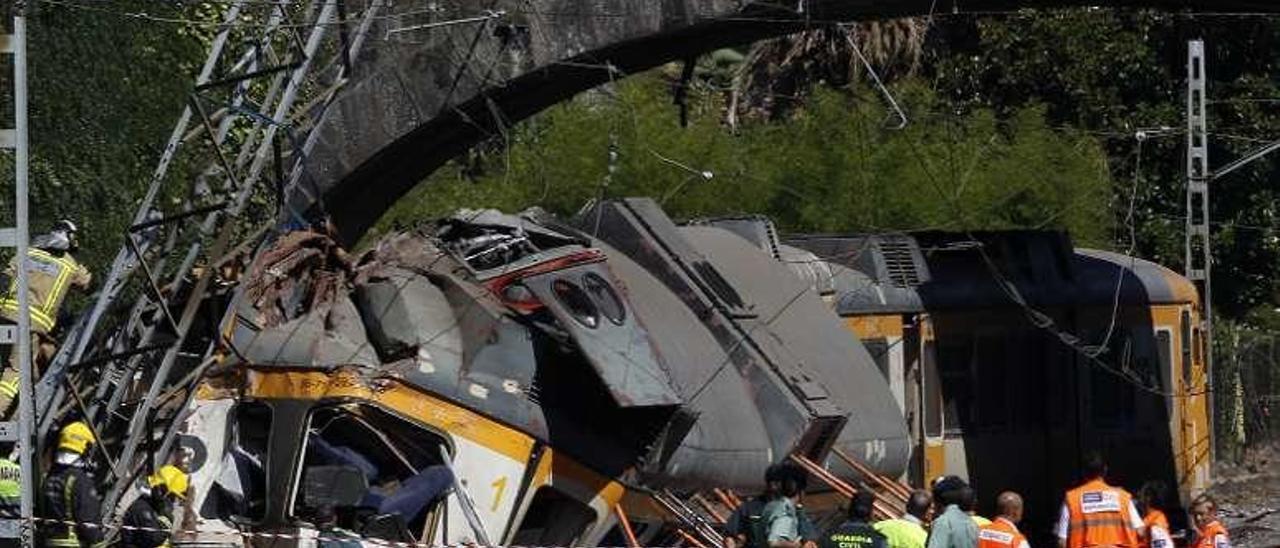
[0,4,38,546]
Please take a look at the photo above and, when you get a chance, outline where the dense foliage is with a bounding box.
[0,3,203,277]
[930,10,1280,319]
[378,78,1114,247]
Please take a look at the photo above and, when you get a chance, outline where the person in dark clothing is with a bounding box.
[822,492,888,548]
[40,422,102,548]
[725,464,785,548]
[725,463,819,548]
[121,465,188,548]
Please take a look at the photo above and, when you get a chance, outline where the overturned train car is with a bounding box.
[174,198,908,547]
[770,229,1212,543]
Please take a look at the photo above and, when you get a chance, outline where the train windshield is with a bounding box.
[293,403,452,543]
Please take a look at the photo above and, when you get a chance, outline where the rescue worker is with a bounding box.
[1054,452,1144,548]
[0,457,19,517]
[1137,481,1172,548]
[927,476,977,548]
[0,220,92,419]
[874,490,931,548]
[1190,494,1230,548]
[39,421,102,548]
[121,465,188,548]
[762,463,809,548]
[725,464,786,548]
[821,491,887,548]
[977,492,1029,548]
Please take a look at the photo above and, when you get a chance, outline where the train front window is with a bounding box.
[201,401,270,524]
[292,404,451,543]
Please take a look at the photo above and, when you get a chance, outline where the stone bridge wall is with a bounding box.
[287,0,1272,241]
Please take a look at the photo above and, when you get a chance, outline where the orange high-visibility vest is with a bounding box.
[978,518,1027,548]
[1142,510,1170,548]
[1192,520,1229,548]
[1064,478,1140,548]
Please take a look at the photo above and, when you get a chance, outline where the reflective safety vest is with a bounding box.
[873,518,927,548]
[1191,520,1230,548]
[1142,510,1172,548]
[821,521,886,548]
[0,459,18,514]
[0,248,90,334]
[978,518,1027,548]
[157,514,172,548]
[1064,479,1140,548]
[45,473,82,548]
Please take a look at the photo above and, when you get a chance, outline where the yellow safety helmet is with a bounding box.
[147,465,189,499]
[57,421,95,455]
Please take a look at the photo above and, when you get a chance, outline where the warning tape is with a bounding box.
[22,516,683,548]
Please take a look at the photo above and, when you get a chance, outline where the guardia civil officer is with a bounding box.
[821,491,887,548]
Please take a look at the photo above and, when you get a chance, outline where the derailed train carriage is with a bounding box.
[172,198,909,547]
[765,228,1211,542]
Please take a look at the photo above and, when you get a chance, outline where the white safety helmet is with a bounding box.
[35,219,79,252]
[52,219,78,234]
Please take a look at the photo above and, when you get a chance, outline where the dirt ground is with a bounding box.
[1208,443,1280,548]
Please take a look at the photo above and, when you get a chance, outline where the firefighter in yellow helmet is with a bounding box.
[39,421,102,548]
[121,465,188,548]
[0,220,92,419]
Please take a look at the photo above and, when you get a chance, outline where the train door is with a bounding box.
[1179,309,1193,491]
[1173,308,1212,498]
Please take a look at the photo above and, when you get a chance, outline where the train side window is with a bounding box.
[923,341,942,438]
[939,338,974,436]
[864,337,891,382]
[293,404,451,543]
[201,401,271,524]
[1181,311,1192,386]
[1193,327,1204,367]
[1156,330,1173,410]
[511,487,597,546]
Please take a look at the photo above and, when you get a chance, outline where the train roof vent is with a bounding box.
[877,237,925,288]
[687,215,782,260]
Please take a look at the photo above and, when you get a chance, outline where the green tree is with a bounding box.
[377,74,1114,247]
[929,9,1280,318]
[0,2,204,286]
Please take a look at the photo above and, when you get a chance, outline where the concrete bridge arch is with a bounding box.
[287,0,1274,240]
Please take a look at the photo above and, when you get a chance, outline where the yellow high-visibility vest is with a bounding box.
[0,248,90,334]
